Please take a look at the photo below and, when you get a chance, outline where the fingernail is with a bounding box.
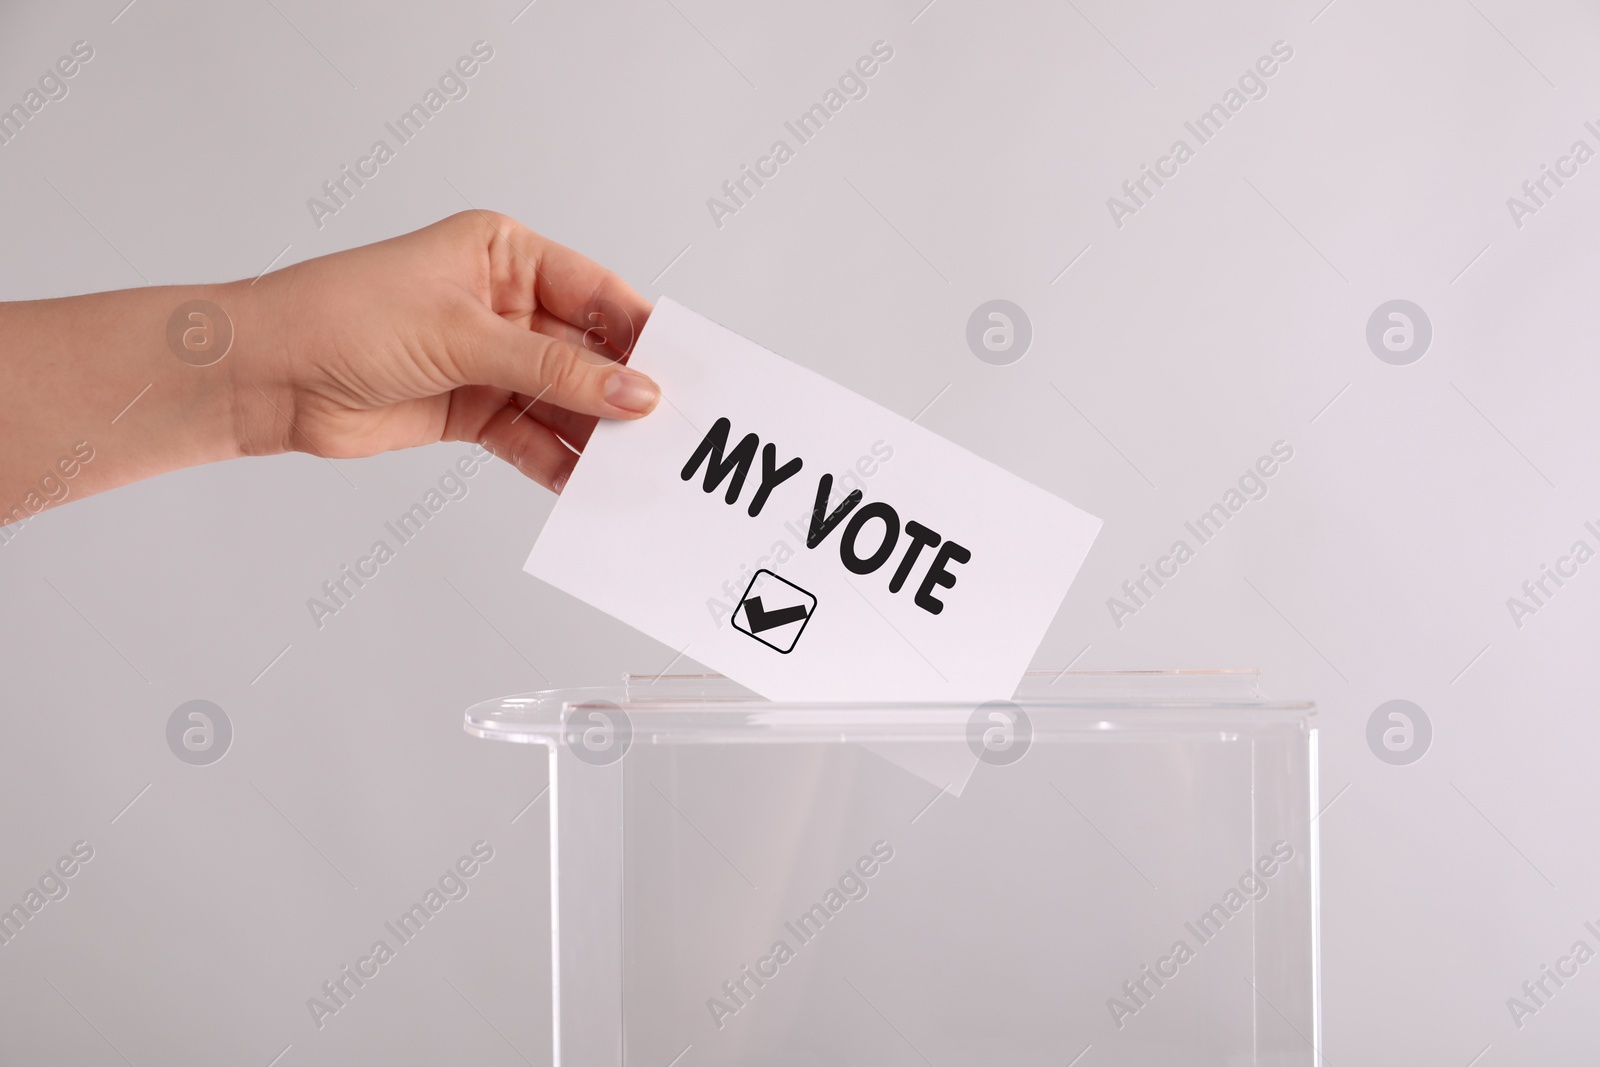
[604,367,660,414]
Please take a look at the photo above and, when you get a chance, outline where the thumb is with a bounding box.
[457,308,661,418]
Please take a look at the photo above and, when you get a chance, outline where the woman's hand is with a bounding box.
[232,210,658,492]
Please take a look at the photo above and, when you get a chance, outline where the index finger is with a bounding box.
[479,216,653,361]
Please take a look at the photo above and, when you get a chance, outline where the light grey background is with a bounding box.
[1,0,1596,1063]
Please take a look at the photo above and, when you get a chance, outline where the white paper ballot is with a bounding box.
[525,298,1102,705]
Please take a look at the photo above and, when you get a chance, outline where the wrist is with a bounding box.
[212,275,299,461]
[136,281,255,472]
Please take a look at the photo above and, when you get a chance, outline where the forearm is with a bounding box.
[0,282,259,524]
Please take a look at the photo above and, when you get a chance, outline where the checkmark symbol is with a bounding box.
[741,596,810,633]
[732,570,817,654]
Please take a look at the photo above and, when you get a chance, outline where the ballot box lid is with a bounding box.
[463,669,1313,746]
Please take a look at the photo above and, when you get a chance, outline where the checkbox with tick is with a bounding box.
[732,569,817,654]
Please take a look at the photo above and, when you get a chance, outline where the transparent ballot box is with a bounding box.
[464,670,1320,1067]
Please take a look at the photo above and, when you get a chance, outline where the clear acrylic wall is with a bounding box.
[467,671,1318,1067]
